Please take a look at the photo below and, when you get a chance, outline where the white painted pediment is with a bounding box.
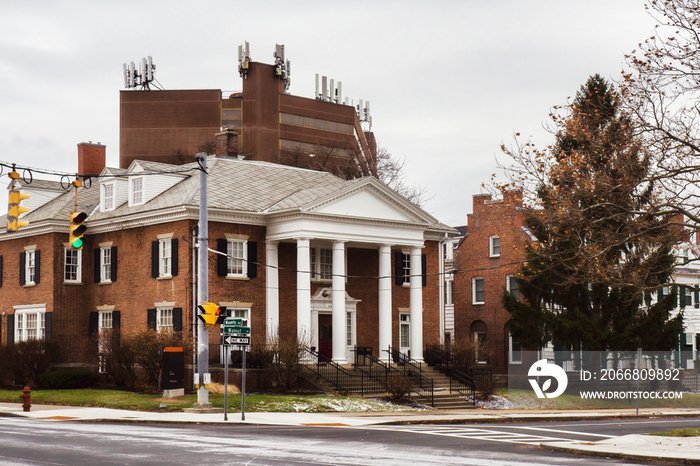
[311,188,418,222]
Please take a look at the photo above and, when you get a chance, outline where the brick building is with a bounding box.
[453,191,531,374]
[0,144,455,369]
[120,45,376,178]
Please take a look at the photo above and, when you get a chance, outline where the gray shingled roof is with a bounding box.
[7,157,453,231]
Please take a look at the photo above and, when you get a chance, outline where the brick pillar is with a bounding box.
[215,130,239,157]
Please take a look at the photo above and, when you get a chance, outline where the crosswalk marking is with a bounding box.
[369,425,571,445]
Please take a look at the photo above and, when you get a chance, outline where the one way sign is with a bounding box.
[222,335,250,346]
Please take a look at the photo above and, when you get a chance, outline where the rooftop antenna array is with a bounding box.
[315,73,371,130]
[273,44,291,90]
[123,56,160,90]
[238,41,250,79]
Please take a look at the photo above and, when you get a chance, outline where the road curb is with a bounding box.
[540,442,700,465]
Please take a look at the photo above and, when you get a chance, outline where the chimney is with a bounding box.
[215,129,239,158]
[78,142,106,176]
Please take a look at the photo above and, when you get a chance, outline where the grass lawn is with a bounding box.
[649,428,700,437]
[0,388,420,413]
[498,389,700,410]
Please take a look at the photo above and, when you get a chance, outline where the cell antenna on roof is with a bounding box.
[123,56,158,90]
[238,41,251,78]
[273,43,291,90]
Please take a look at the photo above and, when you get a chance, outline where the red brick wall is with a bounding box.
[454,192,526,373]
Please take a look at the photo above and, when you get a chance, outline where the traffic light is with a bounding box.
[69,211,88,249]
[7,189,30,232]
[198,302,222,327]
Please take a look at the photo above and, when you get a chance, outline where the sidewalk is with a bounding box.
[1,402,699,463]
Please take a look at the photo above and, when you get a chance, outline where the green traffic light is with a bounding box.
[71,238,84,249]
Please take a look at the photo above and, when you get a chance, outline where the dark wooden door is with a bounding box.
[318,314,332,360]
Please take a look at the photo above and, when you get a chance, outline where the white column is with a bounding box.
[296,238,311,341]
[409,246,423,361]
[332,241,347,363]
[265,240,279,342]
[378,244,392,362]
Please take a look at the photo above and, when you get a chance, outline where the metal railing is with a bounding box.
[424,344,481,403]
[385,346,434,406]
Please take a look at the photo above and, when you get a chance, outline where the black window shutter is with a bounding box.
[34,250,40,285]
[113,311,122,348]
[171,239,178,277]
[422,254,427,287]
[394,252,403,286]
[247,241,257,279]
[44,312,52,342]
[93,248,100,283]
[7,314,14,346]
[111,246,118,282]
[19,252,25,286]
[89,312,98,334]
[217,239,228,276]
[173,308,183,332]
[151,241,159,278]
[147,309,157,330]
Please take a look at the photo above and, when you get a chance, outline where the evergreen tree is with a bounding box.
[505,75,684,352]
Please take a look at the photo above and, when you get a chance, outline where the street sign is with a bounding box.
[222,335,250,346]
[223,318,243,326]
[223,325,251,335]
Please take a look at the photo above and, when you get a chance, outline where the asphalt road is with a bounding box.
[0,417,697,465]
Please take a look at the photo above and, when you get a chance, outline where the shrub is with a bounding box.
[11,340,59,386]
[38,369,99,389]
[104,342,138,389]
[267,334,311,392]
[127,330,192,392]
[384,373,413,400]
[475,374,495,400]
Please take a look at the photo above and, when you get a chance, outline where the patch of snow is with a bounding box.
[475,395,513,409]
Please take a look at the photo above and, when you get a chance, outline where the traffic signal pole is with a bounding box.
[195,153,211,409]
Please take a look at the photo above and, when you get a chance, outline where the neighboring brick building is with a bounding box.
[120,44,376,178]
[0,144,455,369]
[453,191,531,374]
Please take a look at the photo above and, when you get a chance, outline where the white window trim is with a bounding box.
[489,235,500,258]
[508,332,522,364]
[129,176,145,206]
[401,252,411,286]
[63,247,82,283]
[14,305,46,342]
[159,238,172,278]
[102,182,116,212]
[310,246,344,282]
[472,277,485,305]
[156,307,174,333]
[445,273,454,306]
[506,274,519,299]
[399,313,410,351]
[24,249,36,286]
[100,246,112,283]
[474,331,488,364]
[227,239,248,278]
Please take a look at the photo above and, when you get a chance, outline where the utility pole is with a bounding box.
[195,152,211,408]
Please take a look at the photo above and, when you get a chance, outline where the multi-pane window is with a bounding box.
[474,331,488,363]
[131,177,143,205]
[445,274,454,305]
[507,274,520,300]
[64,248,81,282]
[230,308,249,326]
[472,277,485,304]
[227,239,247,277]
[489,235,500,257]
[346,311,352,346]
[402,253,411,284]
[310,247,333,280]
[399,314,410,349]
[157,308,174,333]
[25,250,36,285]
[15,309,45,342]
[97,310,113,373]
[101,247,112,282]
[159,239,172,277]
[103,183,115,211]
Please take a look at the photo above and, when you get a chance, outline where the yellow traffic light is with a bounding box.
[8,189,30,232]
[198,302,222,327]
[69,211,88,249]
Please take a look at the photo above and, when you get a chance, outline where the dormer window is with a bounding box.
[102,182,115,211]
[131,177,144,205]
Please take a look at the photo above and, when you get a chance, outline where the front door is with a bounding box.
[318,314,332,360]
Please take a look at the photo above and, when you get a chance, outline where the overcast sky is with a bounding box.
[0,1,657,226]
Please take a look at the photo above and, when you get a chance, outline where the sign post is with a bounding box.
[221,318,251,421]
